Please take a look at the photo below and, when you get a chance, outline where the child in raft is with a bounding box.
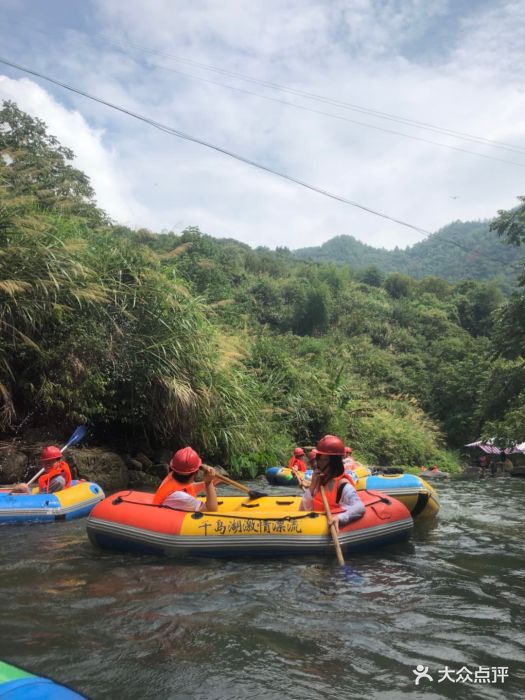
[152,446,219,512]
[11,446,72,494]
[299,434,365,532]
[287,447,307,472]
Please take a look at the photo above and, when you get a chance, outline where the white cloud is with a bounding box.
[0,75,149,226]
[1,0,524,250]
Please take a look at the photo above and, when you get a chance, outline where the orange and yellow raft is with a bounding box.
[87,490,413,558]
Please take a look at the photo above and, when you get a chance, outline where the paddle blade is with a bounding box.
[247,488,268,500]
[61,425,87,452]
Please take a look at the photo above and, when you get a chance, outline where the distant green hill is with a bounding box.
[294,221,525,290]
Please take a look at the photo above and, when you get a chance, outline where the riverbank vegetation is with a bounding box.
[1,101,524,473]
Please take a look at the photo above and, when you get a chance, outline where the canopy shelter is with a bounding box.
[464,440,525,455]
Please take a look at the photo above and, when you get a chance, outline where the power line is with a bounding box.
[14,23,525,164]
[0,55,521,270]
[131,58,525,170]
[0,55,432,237]
[100,33,525,157]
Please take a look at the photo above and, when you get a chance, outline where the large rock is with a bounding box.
[69,447,128,493]
[128,470,159,490]
[0,445,29,484]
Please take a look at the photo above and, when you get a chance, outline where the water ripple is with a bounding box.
[0,476,524,699]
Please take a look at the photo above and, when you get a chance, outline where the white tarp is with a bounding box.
[464,440,525,455]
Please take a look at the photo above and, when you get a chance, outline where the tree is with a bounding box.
[384,273,413,299]
[490,195,525,248]
[0,101,99,217]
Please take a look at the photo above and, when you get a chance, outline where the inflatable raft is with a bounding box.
[353,473,439,519]
[0,481,105,525]
[0,661,85,699]
[419,469,449,479]
[87,490,412,558]
[266,468,439,519]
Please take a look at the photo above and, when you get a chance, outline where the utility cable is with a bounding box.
[0,55,432,237]
[0,56,522,269]
[135,59,525,169]
[100,33,525,156]
[12,23,525,162]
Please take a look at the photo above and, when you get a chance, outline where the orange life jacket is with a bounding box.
[152,474,200,505]
[38,461,72,494]
[311,474,355,513]
[287,456,307,472]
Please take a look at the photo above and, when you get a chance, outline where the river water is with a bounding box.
[1,476,524,699]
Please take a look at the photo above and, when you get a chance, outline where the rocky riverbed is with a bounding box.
[0,440,166,492]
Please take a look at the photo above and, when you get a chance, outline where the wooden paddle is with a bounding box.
[208,470,268,500]
[292,468,309,489]
[319,484,346,566]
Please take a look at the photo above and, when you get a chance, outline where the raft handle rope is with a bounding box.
[363,490,392,505]
[110,494,320,521]
[109,493,393,520]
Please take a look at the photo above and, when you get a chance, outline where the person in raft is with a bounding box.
[11,446,72,494]
[343,446,355,469]
[287,447,307,472]
[152,446,218,512]
[299,435,365,531]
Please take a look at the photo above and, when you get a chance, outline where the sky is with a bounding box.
[0,0,524,250]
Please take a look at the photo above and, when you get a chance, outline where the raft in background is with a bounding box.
[353,473,439,519]
[419,469,449,479]
[265,467,439,519]
[0,660,85,699]
[0,481,105,525]
[87,490,413,559]
[266,464,371,486]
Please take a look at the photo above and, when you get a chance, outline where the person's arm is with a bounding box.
[335,483,365,527]
[163,491,206,512]
[47,476,66,493]
[192,480,206,495]
[9,483,30,494]
[299,489,313,511]
[201,466,218,511]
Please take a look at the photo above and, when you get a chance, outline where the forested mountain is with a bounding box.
[2,101,524,473]
[294,221,525,290]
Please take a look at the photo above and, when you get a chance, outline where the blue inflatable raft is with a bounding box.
[0,660,85,699]
[0,481,105,525]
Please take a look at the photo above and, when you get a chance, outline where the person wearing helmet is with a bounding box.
[152,446,218,511]
[308,449,317,469]
[287,447,307,473]
[11,446,72,494]
[299,435,365,530]
[343,446,355,470]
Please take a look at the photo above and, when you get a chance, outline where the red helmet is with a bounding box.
[294,447,304,457]
[40,445,62,463]
[308,449,317,460]
[344,446,353,454]
[316,435,345,456]
[169,447,202,474]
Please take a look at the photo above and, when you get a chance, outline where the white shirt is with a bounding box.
[162,490,205,512]
[300,482,365,526]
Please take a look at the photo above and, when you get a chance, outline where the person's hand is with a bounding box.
[202,466,216,485]
[327,516,339,533]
